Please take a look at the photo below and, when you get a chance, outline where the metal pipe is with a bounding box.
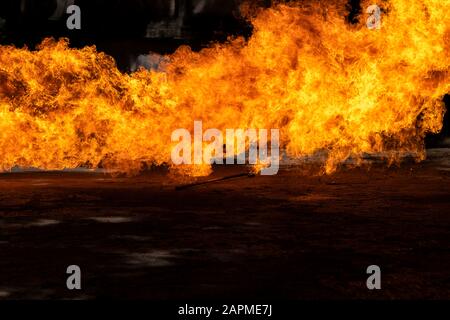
[175,172,255,191]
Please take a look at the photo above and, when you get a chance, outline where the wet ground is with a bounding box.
[1,149,450,299]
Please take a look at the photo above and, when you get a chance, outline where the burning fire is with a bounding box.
[0,0,449,176]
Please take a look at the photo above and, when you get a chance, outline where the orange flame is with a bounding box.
[0,0,449,176]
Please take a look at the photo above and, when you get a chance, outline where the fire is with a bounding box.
[0,0,449,176]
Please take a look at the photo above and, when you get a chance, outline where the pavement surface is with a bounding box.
[1,149,450,299]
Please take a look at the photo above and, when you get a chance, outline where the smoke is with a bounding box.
[193,0,208,14]
[49,0,75,21]
[129,53,169,72]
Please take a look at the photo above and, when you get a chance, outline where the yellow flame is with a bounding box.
[0,0,449,176]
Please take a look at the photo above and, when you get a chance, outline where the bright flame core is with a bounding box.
[0,0,449,175]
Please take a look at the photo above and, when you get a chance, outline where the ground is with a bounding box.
[1,149,450,299]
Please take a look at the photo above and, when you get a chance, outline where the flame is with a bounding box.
[0,0,449,176]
